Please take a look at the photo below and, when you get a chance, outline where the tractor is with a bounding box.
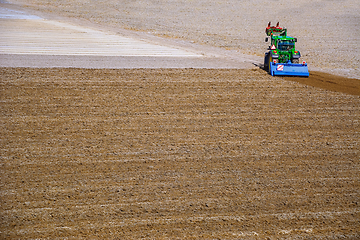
[264,22,309,77]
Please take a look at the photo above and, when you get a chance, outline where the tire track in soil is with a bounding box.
[1,68,359,239]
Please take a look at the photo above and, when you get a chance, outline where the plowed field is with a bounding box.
[1,68,359,239]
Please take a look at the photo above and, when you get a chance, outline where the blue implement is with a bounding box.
[270,61,309,77]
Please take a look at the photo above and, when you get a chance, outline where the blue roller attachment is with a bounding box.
[270,61,309,77]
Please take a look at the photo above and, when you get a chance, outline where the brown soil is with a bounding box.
[1,68,359,239]
[285,71,360,96]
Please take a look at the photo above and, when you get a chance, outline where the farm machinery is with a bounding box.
[264,22,309,77]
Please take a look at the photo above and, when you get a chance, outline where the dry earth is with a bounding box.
[6,0,360,78]
[1,68,359,239]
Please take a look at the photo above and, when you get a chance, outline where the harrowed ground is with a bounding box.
[1,68,359,239]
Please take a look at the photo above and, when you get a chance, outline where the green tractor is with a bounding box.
[264,22,309,77]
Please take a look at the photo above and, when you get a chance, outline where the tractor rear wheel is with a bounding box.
[264,52,269,72]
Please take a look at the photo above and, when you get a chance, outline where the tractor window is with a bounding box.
[278,41,294,51]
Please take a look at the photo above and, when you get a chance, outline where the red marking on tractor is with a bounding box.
[277,65,284,71]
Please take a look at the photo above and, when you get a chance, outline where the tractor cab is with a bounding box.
[278,40,295,51]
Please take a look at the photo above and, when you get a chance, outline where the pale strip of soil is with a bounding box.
[6,0,360,78]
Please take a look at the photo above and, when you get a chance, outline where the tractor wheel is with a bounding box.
[292,58,299,64]
[264,53,269,72]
